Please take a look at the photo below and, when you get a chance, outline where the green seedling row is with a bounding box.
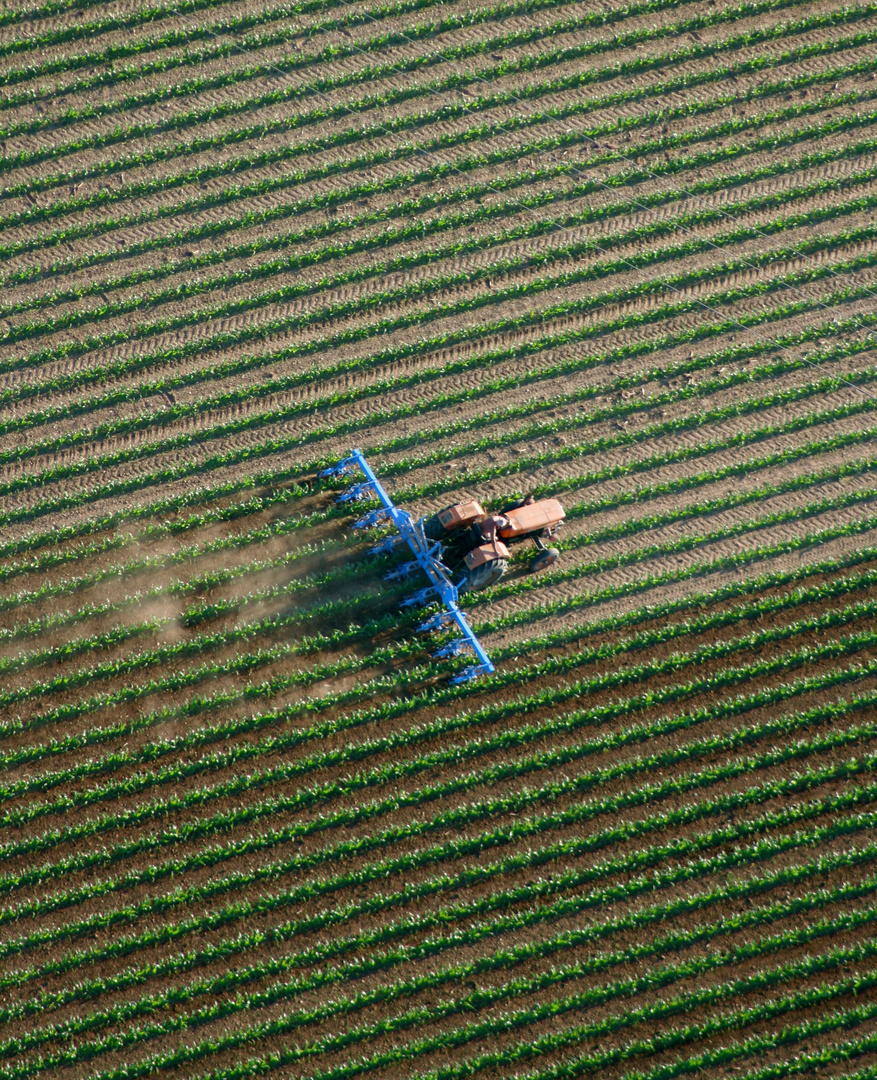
[2,56,867,288]
[3,626,874,943]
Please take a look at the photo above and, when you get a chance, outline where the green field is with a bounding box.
[0,0,876,1077]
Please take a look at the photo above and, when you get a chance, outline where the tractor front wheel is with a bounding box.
[530,547,560,572]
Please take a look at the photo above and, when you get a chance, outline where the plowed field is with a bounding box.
[1,1,876,1078]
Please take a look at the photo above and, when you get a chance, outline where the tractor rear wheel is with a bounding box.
[531,547,560,572]
[422,514,445,541]
[457,558,507,594]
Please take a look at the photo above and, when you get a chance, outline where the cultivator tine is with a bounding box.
[449,662,492,685]
[384,560,418,581]
[416,612,453,634]
[432,638,471,659]
[336,481,377,504]
[319,455,358,479]
[369,535,403,557]
[324,448,496,683]
[353,508,390,530]
[401,586,440,608]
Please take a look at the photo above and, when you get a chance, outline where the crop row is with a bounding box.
[6,873,877,1080]
[0,0,573,118]
[1,6,874,1069]
[9,408,866,623]
[0,485,315,585]
[3,554,874,808]
[4,551,874,803]
[3,732,875,986]
[0,0,434,83]
[0,594,418,710]
[7,168,877,459]
[3,782,873,1013]
[4,0,821,142]
[0,330,868,559]
[9,96,875,304]
[10,108,876,391]
[403,980,877,1080]
[3,654,873,919]
[376,356,877,485]
[7,830,876,1058]
[0,118,864,434]
[6,273,876,519]
[2,418,870,640]
[0,0,125,31]
[9,0,731,115]
[8,206,874,466]
[6,510,876,762]
[612,1032,877,1080]
[393,376,877,511]
[0,0,265,59]
[499,460,877,575]
[2,0,855,209]
[0,619,171,676]
[3,0,852,200]
[0,0,770,162]
[0,474,315,564]
[10,110,875,355]
[7,870,877,1065]
[3,392,872,610]
[18,185,862,380]
[7,812,877,1080]
[179,454,877,629]
[5,757,874,1042]
[0,540,350,640]
[4,532,873,805]
[469,503,877,636]
[3,60,868,284]
[0,660,868,924]
[3,482,874,713]
[9,250,875,483]
[0,505,361,621]
[472,516,877,642]
[5,167,874,420]
[3,618,874,931]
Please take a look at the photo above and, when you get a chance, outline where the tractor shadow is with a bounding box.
[261,523,431,664]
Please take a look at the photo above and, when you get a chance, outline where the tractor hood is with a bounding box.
[498,499,565,538]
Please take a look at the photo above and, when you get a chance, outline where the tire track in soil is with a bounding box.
[2,100,869,392]
[5,152,873,419]
[0,32,866,272]
[3,233,874,518]
[3,144,873,363]
[4,98,871,325]
[6,141,875,387]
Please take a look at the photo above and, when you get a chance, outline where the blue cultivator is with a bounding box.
[320,449,494,684]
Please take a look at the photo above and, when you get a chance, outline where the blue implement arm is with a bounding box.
[320,449,494,684]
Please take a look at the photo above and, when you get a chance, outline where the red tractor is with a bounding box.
[422,494,565,593]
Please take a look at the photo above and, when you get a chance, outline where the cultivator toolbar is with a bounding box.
[320,449,494,684]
